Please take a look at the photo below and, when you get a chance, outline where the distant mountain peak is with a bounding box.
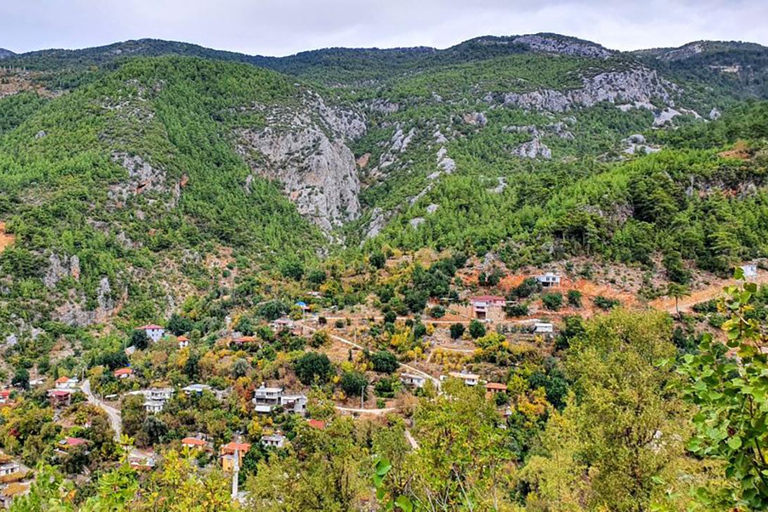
[0,48,15,59]
[455,33,614,59]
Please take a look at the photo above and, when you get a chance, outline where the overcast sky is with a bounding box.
[1,0,766,56]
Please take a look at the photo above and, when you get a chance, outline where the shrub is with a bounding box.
[469,320,486,339]
[371,351,399,373]
[542,293,563,311]
[340,371,368,399]
[430,306,446,318]
[593,296,620,310]
[509,278,542,299]
[567,290,582,308]
[449,323,465,339]
[506,303,529,317]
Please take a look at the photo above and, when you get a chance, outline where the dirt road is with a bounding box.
[649,273,768,314]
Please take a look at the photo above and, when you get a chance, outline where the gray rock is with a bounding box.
[438,157,456,173]
[35,130,46,139]
[513,138,552,159]
[97,277,114,311]
[628,134,646,144]
[409,217,425,229]
[709,107,721,120]
[503,68,677,112]
[237,109,362,231]
[653,107,682,126]
[109,153,168,205]
[426,204,440,214]
[513,34,614,59]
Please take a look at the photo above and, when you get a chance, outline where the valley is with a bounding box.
[0,31,767,510]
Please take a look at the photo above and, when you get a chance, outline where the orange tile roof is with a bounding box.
[182,437,207,447]
[55,376,72,384]
[114,368,133,376]
[484,383,508,390]
[307,419,326,430]
[221,442,251,454]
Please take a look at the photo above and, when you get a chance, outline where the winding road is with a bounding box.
[82,379,122,440]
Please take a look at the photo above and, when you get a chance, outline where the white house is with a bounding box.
[534,322,554,334]
[280,394,308,415]
[54,376,79,390]
[741,264,758,280]
[144,399,166,414]
[182,384,211,396]
[129,388,174,413]
[449,372,479,386]
[400,373,426,388]
[0,462,19,477]
[252,385,284,414]
[148,388,174,401]
[537,273,561,287]
[177,336,189,349]
[261,434,286,449]
[137,324,165,343]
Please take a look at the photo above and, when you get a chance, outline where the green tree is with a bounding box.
[666,282,691,319]
[449,323,465,339]
[542,292,563,311]
[567,289,582,308]
[340,371,368,400]
[680,273,768,510]
[294,352,333,385]
[469,319,486,339]
[130,329,149,350]
[371,351,399,374]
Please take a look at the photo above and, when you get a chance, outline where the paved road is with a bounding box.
[82,379,122,440]
[335,406,396,415]
[298,321,441,389]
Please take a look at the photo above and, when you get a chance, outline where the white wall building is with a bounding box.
[137,324,165,343]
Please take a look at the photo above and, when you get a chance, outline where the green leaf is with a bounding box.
[375,458,392,476]
[728,436,743,450]
[395,495,414,512]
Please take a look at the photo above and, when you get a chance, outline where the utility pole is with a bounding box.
[231,447,239,500]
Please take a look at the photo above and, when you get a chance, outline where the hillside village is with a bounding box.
[0,23,767,510]
[0,250,764,507]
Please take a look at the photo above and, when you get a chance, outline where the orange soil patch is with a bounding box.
[649,272,768,314]
[0,222,15,251]
[718,140,751,161]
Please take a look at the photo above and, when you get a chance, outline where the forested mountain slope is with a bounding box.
[0,33,767,337]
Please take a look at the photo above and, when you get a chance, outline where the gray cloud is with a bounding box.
[0,0,766,55]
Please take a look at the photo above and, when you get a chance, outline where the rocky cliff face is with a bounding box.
[235,94,365,232]
[500,67,678,112]
[0,49,14,59]
[513,34,614,59]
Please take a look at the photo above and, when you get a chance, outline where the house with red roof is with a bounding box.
[484,382,508,397]
[54,376,78,390]
[137,324,165,343]
[177,335,189,349]
[307,419,326,430]
[220,442,251,472]
[0,390,12,405]
[181,437,209,450]
[114,367,133,379]
[58,437,88,451]
[48,389,73,408]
